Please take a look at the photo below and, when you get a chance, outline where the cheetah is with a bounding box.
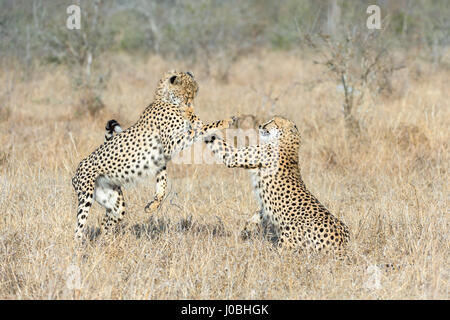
[204,116,350,253]
[72,70,234,240]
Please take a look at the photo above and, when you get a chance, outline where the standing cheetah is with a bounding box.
[72,71,234,240]
[204,116,350,253]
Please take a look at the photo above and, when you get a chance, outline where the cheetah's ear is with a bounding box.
[169,75,177,84]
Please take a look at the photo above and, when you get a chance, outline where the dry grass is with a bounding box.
[0,51,448,299]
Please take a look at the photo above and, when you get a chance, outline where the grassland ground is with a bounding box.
[0,51,448,299]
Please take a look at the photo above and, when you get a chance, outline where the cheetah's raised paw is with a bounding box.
[144,199,161,214]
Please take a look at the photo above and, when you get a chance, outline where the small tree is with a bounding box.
[33,0,115,116]
[304,27,401,138]
[133,0,262,82]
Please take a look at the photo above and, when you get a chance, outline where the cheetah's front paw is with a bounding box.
[144,199,161,214]
[221,116,237,129]
[240,228,252,240]
[229,116,238,127]
[240,219,264,240]
[240,225,262,240]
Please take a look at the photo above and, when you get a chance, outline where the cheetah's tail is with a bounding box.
[104,119,123,142]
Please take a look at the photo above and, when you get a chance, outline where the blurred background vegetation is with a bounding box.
[2,0,449,70]
[0,3,449,299]
[0,0,449,123]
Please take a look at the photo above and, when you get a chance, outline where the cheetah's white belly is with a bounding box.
[94,177,119,210]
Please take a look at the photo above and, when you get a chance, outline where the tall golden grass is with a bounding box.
[0,51,448,299]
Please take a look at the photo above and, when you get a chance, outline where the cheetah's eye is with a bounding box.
[170,76,177,84]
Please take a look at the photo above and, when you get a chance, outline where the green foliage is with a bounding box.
[109,10,149,52]
[0,0,448,68]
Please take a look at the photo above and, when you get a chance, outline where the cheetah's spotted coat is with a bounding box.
[205,116,350,253]
[72,71,234,240]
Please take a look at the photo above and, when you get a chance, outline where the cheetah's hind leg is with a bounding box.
[241,209,265,240]
[95,176,126,236]
[73,175,96,241]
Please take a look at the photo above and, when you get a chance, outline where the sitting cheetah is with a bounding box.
[72,70,234,240]
[204,116,350,253]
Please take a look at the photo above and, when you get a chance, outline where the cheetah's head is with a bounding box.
[259,116,300,145]
[155,70,199,105]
